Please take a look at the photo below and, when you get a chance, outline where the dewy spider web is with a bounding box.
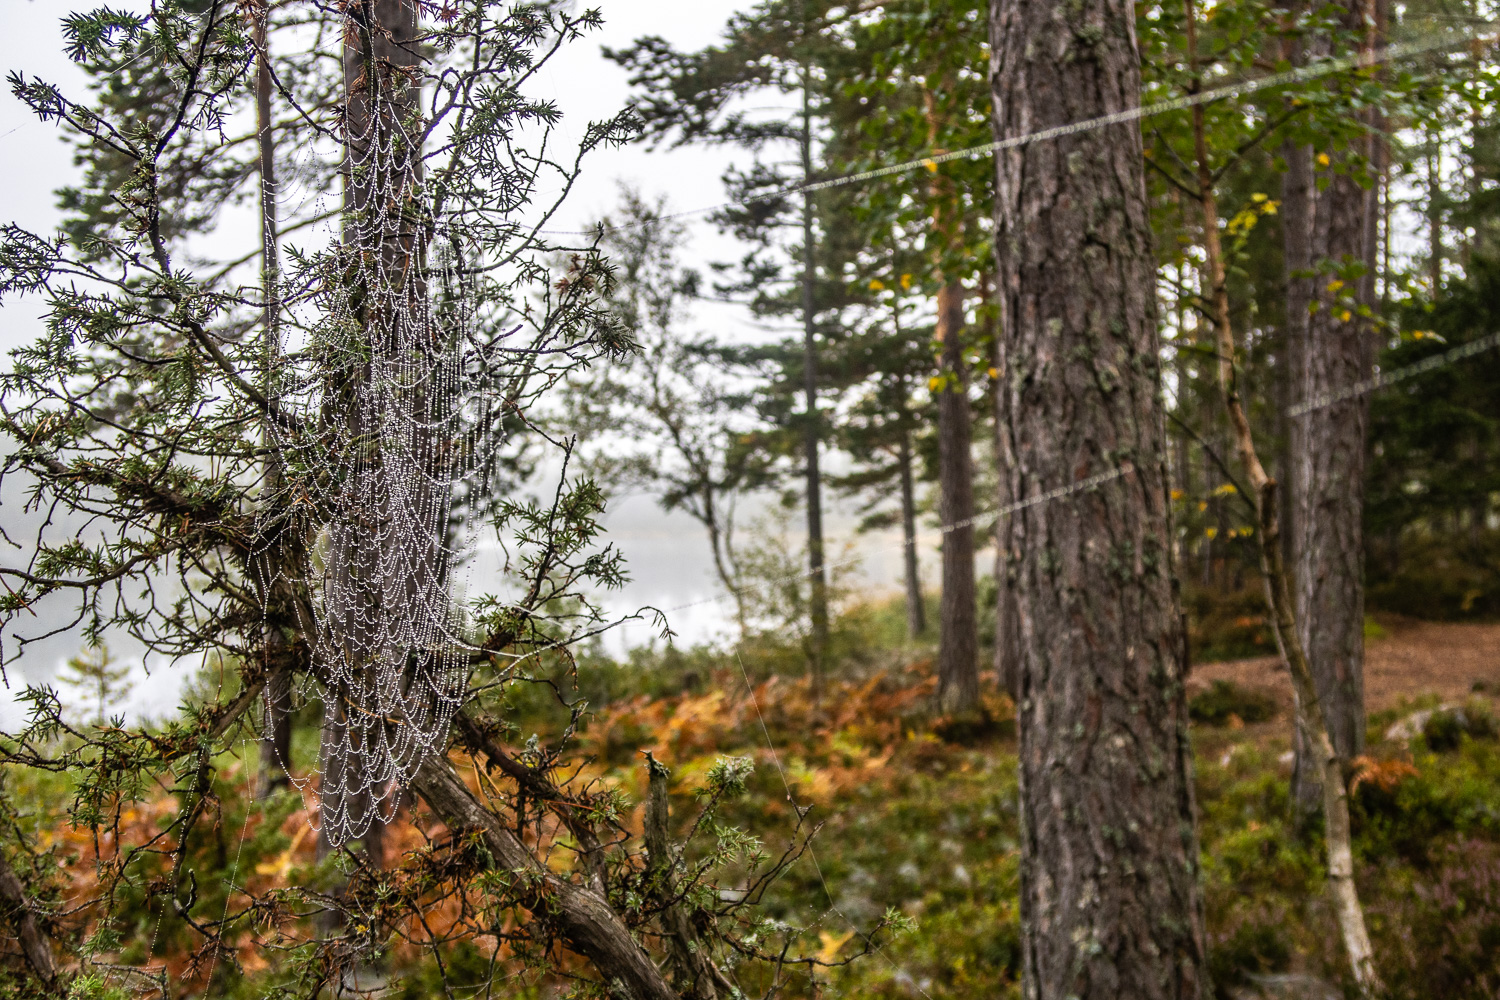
[254,10,494,848]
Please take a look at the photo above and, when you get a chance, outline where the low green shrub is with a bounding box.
[1183,586,1277,663]
[1377,838,1500,1000]
[1367,530,1500,621]
[1423,701,1498,752]
[1190,680,1278,726]
[1207,917,1293,1000]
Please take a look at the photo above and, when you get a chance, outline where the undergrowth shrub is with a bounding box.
[1206,912,1293,1000]
[1377,838,1500,1000]
[1183,586,1277,662]
[1422,701,1498,751]
[1190,680,1278,726]
[1367,530,1500,621]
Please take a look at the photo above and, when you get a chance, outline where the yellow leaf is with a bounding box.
[929,375,944,392]
[987,366,999,379]
[1327,279,1344,293]
[922,158,938,173]
[1316,152,1331,168]
[1205,527,1218,539]
[868,279,886,291]
[817,929,856,965]
[1170,489,1185,500]
[1339,309,1352,322]
[1251,192,1268,203]
[900,273,913,290]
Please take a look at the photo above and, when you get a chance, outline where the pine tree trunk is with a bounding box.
[1427,143,1443,291]
[1292,2,1373,809]
[993,357,1021,699]
[253,4,292,802]
[1278,134,1312,581]
[899,428,926,638]
[318,0,424,861]
[799,60,830,690]
[1187,5,1380,986]
[936,283,979,713]
[990,0,1209,994]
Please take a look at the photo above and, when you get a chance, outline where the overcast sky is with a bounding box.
[0,0,936,723]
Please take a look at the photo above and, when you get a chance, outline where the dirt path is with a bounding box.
[1188,618,1500,713]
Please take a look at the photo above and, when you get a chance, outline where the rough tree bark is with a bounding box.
[1276,126,1311,579]
[935,282,979,713]
[993,326,1022,699]
[989,0,1210,994]
[1291,0,1374,810]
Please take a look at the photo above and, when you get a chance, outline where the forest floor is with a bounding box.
[538,617,1500,1000]
[42,617,1498,1000]
[1192,616,1500,713]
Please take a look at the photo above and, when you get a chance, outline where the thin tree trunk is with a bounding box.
[922,87,979,713]
[898,427,926,638]
[644,758,733,999]
[990,0,1209,993]
[702,488,747,634]
[1427,141,1442,292]
[1185,4,1380,988]
[1292,0,1373,811]
[1363,0,1386,311]
[253,1,292,802]
[799,64,830,691]
[935,282,979,713]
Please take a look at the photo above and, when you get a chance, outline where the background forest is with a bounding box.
[0,1,1498,999]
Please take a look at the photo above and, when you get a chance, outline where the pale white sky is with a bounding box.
[0,0,938,721]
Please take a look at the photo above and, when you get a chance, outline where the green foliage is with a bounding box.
[58,644,133,726]
[1367,258,1500,560]
[1422,701,1498,752]
[1207,920,1294,1000]
[1184,585,1278,662]
[1190,680,1279,726]
[1367,530,1500,620]
[1191,694,1500,996]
